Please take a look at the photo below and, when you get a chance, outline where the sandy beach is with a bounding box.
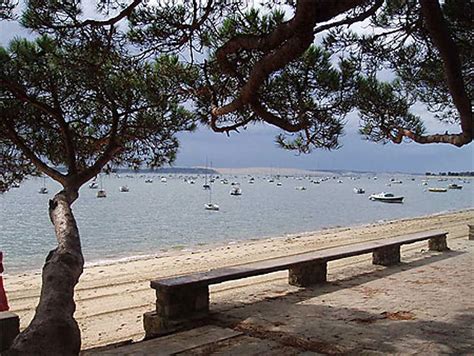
[4,209,473,350]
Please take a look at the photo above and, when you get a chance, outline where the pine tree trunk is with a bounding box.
[8,189,84,356]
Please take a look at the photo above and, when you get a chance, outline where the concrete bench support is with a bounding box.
[0,312,20,353]
[468,225,474,241]
[428,235,449,251]
[289,261,327,287]
[144,285,209,339]
[372,245,400,266]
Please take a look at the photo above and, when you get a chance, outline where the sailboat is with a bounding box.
[230,185,242,196]
[204,180,219,211]
[203,159,211,190]
[89,177,99,189]
[96,174,107,198]
[38,176,48,194]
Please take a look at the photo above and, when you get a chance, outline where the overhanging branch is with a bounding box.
[419,0,472,145]
[4,120,67,184]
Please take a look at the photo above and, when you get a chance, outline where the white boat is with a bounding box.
[203,160,211,190]
[230,186,242,196]
[119,185,129,192]
[276,182,282,186]
[89,181,99,189]
[145,178,153,183]
[97,174,107,197]
[390,179,403,184]
[447,184,462,190]
[11,182,20,188]
[39,177,48,194]
[369,192,403,203]
[160,177,167,183]
[205,179,219,211]
[204,203,219,211]
[353,187,365,194]
[428,187,447,193]
[295,186,307,191]
[38,187,48,194]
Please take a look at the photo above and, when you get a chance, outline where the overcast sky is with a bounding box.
[1,6,472,173]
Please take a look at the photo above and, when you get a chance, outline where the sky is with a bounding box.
[1,4,472,173]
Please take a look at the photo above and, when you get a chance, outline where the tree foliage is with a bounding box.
[1,21,197,192]
[0,0,472,353]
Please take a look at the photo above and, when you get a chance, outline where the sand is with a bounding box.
[3,209,473,349]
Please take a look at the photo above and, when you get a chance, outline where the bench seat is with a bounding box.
[144,229,448,338]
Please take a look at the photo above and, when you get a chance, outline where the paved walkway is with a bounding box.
[83,233,473,355]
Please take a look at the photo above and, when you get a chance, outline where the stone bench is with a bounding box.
[144,230,448,338]
[0,311,20,352]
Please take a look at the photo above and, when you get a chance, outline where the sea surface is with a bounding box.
[1,173,472,273]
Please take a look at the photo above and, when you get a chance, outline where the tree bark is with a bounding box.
[7,189,84,356]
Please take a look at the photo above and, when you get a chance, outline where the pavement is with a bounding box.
[82,231,473,355]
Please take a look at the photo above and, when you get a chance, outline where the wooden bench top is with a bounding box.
[151,230,447,290]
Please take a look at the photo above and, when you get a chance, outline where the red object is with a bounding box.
[0,251,9,311]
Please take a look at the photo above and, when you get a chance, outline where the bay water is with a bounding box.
[1,173,472,273]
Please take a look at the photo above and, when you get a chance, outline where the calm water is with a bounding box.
[1,173,472,273]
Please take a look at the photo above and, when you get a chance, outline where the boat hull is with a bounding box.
[370,197,404,203]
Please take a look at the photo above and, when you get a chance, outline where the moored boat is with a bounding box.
[230,186,242,196]
[38,187,48,194]
[353,187,365,194]
[369,192,403,203]
[204,203,219,211]
[89,181,99,189]
[428,187,447,192]
[447,184,462,190]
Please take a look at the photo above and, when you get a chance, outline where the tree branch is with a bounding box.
[72,108,122,188]
[1,79,61,118]
[391,127,471,146]
[419,0,472,145]
[77,0,142,28]
[49,81,77,174]
[212,0,366,120]
[4,120,67,184]
[313,0,384,34]
[251,101,307,132]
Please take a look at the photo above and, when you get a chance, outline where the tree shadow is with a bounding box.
[208,250,471,354]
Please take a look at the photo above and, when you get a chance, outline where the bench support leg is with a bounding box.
[373,245,400,266]
[0,312,20,353]
[428,234,449,251]
[289,261,327,287]
[144,285,209,339]
[468,225,474,241]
